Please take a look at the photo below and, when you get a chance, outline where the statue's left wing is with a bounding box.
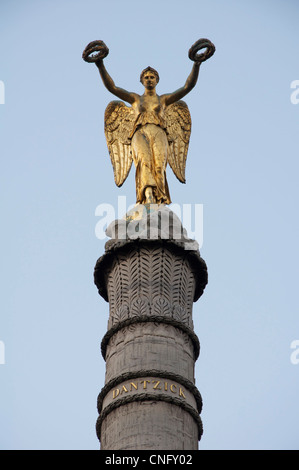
[165,100,191,183]
[104,100,135,187]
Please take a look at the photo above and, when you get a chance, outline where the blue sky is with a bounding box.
[0,0,299,450]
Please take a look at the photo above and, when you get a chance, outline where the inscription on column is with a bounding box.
[101,377,197,413]
[112,380,187,399]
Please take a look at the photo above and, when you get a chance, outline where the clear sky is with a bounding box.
[0,0,298,450]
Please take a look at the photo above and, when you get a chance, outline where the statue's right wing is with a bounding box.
[104,100,135,187]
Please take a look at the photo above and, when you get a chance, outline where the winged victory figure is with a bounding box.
[82,39,215,205]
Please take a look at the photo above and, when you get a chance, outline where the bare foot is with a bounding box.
[144,187,156,204]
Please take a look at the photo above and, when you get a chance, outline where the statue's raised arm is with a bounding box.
[82,39,215,205]
[161,39,216,106]
[82,40,138,104]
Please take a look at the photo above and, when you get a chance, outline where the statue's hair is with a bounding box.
[140,66,160,84]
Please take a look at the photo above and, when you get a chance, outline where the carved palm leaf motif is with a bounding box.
[117,251,131,306]
[173,305,191,328]
[152,297,172,317]
[131,297,150,317]
[138,246,152,296]
[179,260,189,304]
[165,100,191,183]
[150,246,165,299]
[128,247,140,305]
[170,255,186,305]
[158,249,176,308]
[113,305,129,325]
[104,101,135,187]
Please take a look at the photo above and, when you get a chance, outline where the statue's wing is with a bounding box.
[104,100,135,187]
[165,100,191,183]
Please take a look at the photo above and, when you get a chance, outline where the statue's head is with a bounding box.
[140,66,160,88]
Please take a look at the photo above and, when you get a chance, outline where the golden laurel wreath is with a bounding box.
[82,40,109,63]
[188,38,215,63]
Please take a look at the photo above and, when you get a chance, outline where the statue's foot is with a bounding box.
[144,187,156,204]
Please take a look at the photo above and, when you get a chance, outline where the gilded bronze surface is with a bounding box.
[83,39,215,204]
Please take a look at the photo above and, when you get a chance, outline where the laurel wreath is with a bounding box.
[188,38,216,63]
[82,40,109,63]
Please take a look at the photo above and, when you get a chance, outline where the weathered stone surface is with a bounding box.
[94,210,207,449]
[98,401,200,450]
[104,322,196,384]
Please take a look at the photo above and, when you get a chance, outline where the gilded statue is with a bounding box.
[82,39,215,205]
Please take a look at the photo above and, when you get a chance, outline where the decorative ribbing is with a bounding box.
[96,394,204,442]
[101,317,200,360]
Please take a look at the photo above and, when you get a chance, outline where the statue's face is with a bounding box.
[141,71,158,90]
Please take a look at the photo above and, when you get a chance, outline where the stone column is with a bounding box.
[94,208,208,450]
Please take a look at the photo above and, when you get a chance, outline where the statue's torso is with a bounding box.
[131,94,167,134]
